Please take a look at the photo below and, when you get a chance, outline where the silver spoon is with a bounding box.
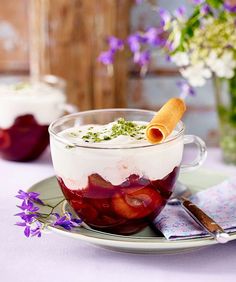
[168,182,230,243]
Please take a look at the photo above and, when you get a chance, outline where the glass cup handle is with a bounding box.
[180,135,207,173]
[58,103,78,114]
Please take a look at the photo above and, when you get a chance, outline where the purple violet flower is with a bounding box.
[159,8,171,27]
[15,222,27,227]
[15,220,42,238]
[15,211,38,223]
[128,33,141,52]
[200,4,211,15]
[53,212,82,231]
[108,36,124,51]
[98,50,114,65]
[16,190,44,205]
[174,6,186,20]
[17,200,39,212]
[143,27,165,47]
[133,50,151,66]
[15,190,82,238]
[224,3,236,13]
[177,81,195,100]
[24,226,31,237]
[98,36,123,66]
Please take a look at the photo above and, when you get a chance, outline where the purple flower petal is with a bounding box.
[224,3,236,12]
[143,27,165,47]
[159,8,171,27]
[200,4,211,15]
[15,211,38,223]
[16,190,43,205]
[127,34,141,53]
[25,215,37,223]
[177,80,195,99]
[98,51,114,65]
[15,222,26,227]
[174,6,186,19]
[108,36,124,51]
[16,190,28,200]
[29,206,39,213]
[54,215,67,224]
[15,212,26,217]
[53,213,82,231]
[54,220,72,230]
[31,226,42,237]
[52,212,60,219]
[133,50,151,66]
[17,201,32,210]
[24,226,31,237]
[16,201,39,213]
[33,198,44,205]
[72,218,82,225]
[28,192,40,198]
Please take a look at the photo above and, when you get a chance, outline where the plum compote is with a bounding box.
[58,167,179,235]
[0,114,49,162]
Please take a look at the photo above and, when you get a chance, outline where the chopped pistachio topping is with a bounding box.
[80,118,147,143]
[65,144,76,149]
[68,132,79,137]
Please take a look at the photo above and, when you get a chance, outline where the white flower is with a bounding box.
[206,51,236,79]
[201,17,214,27]
[171,52,189,66]
[180,62,212,87]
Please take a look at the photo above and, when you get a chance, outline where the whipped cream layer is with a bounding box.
[0,82,66,128]
[50,120,184,190]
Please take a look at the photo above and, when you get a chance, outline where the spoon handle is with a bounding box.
[179,197,230,243]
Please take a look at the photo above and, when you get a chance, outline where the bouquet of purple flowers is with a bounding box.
[99,0,236,98]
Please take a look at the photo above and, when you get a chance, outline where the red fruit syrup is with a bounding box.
[0,114,49,162]
[58,167,179,235]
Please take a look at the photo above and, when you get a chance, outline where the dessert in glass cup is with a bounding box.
[49,108,207,235]
[0,75,72,162]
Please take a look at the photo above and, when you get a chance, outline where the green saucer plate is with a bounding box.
[28,169,236,254]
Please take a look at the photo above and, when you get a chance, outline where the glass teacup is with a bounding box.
[49,109,207,235]
[0,75,76,162]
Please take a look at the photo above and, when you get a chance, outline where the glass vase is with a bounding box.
[214,74,236,164]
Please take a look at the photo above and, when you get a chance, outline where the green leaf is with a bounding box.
[183,6,200,38]
[206,0,223,9]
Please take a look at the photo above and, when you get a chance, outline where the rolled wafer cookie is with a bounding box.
[146,98,186,144]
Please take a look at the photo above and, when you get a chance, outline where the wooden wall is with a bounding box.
[0,0,132,110]
[0,0,29,73]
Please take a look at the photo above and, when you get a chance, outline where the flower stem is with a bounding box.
[35,199,65,220]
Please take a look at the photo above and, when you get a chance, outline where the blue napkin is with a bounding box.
[154,178,236,240]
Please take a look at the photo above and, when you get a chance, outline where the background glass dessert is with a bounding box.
[0,75,72,162]
[49,109,207,235]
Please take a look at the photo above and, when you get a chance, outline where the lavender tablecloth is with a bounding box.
[1,148,236,282]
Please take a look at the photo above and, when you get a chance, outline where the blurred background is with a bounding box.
[0,0,219,145]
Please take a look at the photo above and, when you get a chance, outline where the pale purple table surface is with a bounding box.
[1,147,236,282]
